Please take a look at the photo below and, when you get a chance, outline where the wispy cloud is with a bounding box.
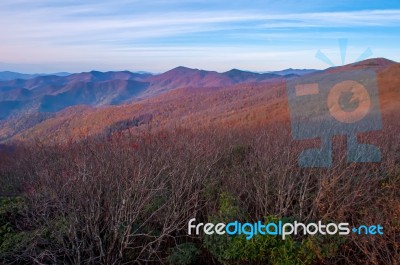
[0,0,399,72]
[2,7,400,39]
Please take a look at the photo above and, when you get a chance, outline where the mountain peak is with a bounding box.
[224,69,255,75]
[171,66,198,72]
[325,57,397,74]
[351,57,396,67]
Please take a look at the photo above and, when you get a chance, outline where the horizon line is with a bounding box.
[0,57,396,76]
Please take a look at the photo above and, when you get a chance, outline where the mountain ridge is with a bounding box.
[0,58,398,142]
[0,71,71,81]
[0,66,304,120]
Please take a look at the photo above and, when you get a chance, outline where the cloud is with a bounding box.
[2,1,400,42]
[0,0,399,72]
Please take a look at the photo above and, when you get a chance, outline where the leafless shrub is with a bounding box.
[0,121,398,264]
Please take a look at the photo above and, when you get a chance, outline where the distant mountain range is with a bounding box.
[0,68,316,81]
[0,58,398,142]
[266,68,318,76]
[0,67,313,121]
[0,71,71,81]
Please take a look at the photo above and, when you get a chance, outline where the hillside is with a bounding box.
[142,66,282,96]
[5,58,399,143]
[0,67,292,122]
[0,71,152,119]
[0,66,310,141]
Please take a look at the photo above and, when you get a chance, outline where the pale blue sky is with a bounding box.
[0,0,399,73]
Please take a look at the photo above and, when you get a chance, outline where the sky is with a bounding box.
[0,0,399,73]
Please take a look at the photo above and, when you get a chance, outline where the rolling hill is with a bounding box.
[0,58,398,143]
[0,67,292,121]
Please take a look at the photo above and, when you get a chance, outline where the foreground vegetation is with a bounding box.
[0,122,399,264]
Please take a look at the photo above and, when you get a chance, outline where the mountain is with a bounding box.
[0,58,398,142]
[0,58,396,143]
[270,68,319,76]
[324,58,397,73]
[222,69,279,82]
[0,71,152,120]
[0,71,41,81]
[0,67,286,121]
[49,72,71,77]
[144,66,281,96]
[0,71,71,81]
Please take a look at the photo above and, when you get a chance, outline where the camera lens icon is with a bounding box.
[287,70,382,168]
[328,80,371,124]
